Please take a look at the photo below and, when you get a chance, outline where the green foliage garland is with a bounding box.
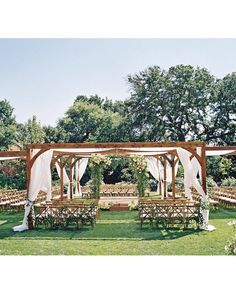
[89,154,111,198]
[128,155,149,198]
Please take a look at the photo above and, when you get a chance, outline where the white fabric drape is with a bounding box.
[74,158,89,196]
[146,157,160,181]
[176,148,215,231]
[55,161,71,198]
[177,148,206,200]
[13,149,53,232]
[55,162,70,184]
[191,147,202,181]
[146,157,163,195]
[206,150,236,156]
[146,156,179,198]
[66,165,75,198]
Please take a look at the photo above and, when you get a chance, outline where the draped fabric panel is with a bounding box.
[55,162,70,184]
[146,157,163,195]
[75,158,89,196]
[55,161,71,198]
[177,148,206,200]
[13,149,53,232]
[176,148,216,230]
[146,157,160,181]
[191,147,202,181]
[165,157,179,195]
[67,165,75,198]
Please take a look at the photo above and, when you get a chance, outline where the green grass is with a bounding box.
[0,208,235,255]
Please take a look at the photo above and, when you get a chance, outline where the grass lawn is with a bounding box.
[0,208,235,255]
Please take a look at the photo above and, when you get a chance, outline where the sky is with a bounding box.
[1,38,236,126]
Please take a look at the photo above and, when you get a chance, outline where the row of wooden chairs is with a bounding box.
[82,184,138,198]
[34,200,98,229]
[0,187,61,211]
[0,190,27,210]
[208,187,236,207]
[175,188,219,208]
[138,198,200,229]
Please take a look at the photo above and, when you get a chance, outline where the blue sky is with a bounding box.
[1,38,236,126]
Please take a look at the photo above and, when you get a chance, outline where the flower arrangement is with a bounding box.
[99,202,114,210]
[89,154,111,198]
[200,198,211,211]
[197,198,211,228]
[128,155,149,198]
[225,220,236,255]
[128,200,138,211]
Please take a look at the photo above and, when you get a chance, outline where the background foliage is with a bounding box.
[1,64,236,189]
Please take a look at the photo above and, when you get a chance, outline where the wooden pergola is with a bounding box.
[1,141,236,201]
[24,141,207,200]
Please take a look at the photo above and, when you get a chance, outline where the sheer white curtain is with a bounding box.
[176,148,215,231]
[74,158,89,196]
[165,156,179,196]
[146,157,165,197]
[13,149,53,232]
[177,148,206,200]
[191,147,202,181]
[55,161,70,197]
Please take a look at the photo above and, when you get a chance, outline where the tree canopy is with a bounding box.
[0,99,17,150]
[1,63,236,188]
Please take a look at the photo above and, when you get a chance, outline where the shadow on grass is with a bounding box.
[209,208,236,219]
[0,208,229,242]
[0,218,200,242]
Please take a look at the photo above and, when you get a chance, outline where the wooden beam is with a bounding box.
[0,151,27,157]
[29,148,50,170]
[27,141,204,150]
[206,146,236,150]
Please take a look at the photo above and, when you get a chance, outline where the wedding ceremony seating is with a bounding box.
[208,187,236,207]
[82,184,138,198]
[34,199,98,229]
[138,198,200,229]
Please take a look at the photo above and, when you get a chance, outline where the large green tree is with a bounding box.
[0,99,17,150]
[126,65,217,142]
[17,115,45,147]
[43,125,67,143]
[58,100,128,142]
[208,73,236,144]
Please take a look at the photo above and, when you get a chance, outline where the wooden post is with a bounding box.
[69,156,73,199]
[26,148,33,229]
[201,143,207,195]
[163,157,167,199]
[26,148,32,196]
[59,159,64,200]
[159,179,162,196]
[172,155,176,200]
[77,159,81,196]
[156,156,162,196]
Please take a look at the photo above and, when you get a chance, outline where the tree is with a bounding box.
[207,73,236,144]
[207,156,235,182]
[0,99,17,150]
[126,65,217,142]
[17,115,45,147]
[58,100,128,142]
[43,125,67,143]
